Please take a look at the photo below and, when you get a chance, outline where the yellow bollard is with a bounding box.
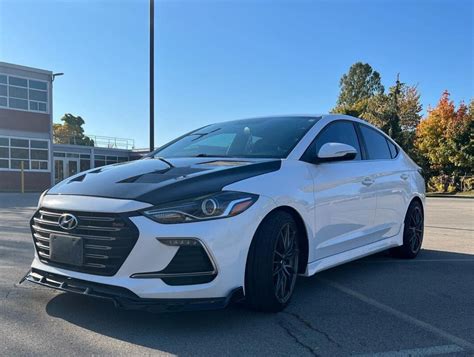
[20,161,24,193]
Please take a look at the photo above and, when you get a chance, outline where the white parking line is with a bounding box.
[320,279,474,352]
[426,225,473,232]
[357,259,474,264]
[355,344,464,356]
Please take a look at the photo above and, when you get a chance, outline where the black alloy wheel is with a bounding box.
[273,223,299,304]
[245,211,300,312]
[391,200,424,259]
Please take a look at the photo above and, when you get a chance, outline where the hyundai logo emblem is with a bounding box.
[58,213,78,230]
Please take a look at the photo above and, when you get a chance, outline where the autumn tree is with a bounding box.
[332,62,384,116]
[364,78,422,154]
[53,113,94,146]
[415,91,473,177]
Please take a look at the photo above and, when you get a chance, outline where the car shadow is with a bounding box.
[44,248,474,355]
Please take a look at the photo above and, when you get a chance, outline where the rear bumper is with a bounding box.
[22,268,243,312]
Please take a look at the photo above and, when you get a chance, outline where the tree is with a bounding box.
[415,91,473,177]
[332,62,384,116]
[53,113,94,146]
[363,78,422,154]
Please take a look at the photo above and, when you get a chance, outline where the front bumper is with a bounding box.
[28,194,277,301]
[22,268,243,312]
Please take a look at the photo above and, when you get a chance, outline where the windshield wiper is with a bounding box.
[190,128,221,141]
[193,154,223,158]
[155,157,175,168]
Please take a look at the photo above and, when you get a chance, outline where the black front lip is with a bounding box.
[20,268,243,312]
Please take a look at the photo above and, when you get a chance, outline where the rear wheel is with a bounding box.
[391,200,424,259]
[245,211,299,312]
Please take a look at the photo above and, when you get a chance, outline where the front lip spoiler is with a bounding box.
[20,268,243,312]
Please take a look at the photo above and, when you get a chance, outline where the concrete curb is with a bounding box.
[426,194,474,199]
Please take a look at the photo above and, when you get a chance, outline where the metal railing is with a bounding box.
[53,134,135,150]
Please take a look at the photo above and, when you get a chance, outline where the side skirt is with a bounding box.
[305,226,404,277]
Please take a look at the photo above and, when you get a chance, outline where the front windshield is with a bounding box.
[153,116,319,159]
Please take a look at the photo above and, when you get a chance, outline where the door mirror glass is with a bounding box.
[316,142,357,162]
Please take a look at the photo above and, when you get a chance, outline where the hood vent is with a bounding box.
[117,167,207,184]
[68,174,86,183]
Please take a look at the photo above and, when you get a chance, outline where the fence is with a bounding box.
[53,134,135,150]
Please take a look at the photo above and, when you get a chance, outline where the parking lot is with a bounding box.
[0,194,472,356]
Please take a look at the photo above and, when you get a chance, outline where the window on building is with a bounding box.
[0,137,8,169]
[80,160,90,172]
[0,137,49,171]
[106,156,118,165]
[0,74,48,113]
[80,154,91,172]
[94,155,106,168]
[0,75,6,108]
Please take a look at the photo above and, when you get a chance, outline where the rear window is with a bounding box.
[386,139,398,159]
[359,125,391,160]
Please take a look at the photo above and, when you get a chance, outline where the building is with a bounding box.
[0,62,146,192]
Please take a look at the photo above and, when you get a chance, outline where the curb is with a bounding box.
[426,194,474,199]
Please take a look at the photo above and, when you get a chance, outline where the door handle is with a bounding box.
[362,177,374,186]
[400,173,409,180]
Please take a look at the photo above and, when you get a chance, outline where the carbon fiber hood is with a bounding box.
[46,157,281,205]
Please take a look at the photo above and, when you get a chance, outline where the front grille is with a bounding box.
[30,208,139,276]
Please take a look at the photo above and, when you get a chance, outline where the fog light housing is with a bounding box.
[157,238,200,247]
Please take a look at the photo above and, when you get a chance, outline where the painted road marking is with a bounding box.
[354,344,464,356]
[320,279,474,352]
[357,259,474,264]
[425,225,473,232]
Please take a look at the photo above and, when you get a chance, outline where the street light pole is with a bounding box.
[149,0,155,152]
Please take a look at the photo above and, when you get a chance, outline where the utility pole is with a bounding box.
[149,0,155,152]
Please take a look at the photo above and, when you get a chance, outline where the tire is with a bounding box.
[391,200,424,259]
[245,211,299,312]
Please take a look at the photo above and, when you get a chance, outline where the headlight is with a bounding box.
[142,191,259,224]
[37,189,48,208]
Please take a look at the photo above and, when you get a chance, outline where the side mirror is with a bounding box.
[316,142,357,163]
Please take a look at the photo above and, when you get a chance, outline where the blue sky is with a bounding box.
[1,0,472,148]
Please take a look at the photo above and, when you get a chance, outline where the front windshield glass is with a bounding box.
[153,116,319,159]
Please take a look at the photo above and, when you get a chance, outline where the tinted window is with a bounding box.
[154,117,319,159]
[314,121,361,160]
[359,125,391,160]
[386,139,398,158]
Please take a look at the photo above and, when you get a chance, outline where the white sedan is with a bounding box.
[24,114,425,312]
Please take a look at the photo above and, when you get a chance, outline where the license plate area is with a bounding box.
[50,234,84,266]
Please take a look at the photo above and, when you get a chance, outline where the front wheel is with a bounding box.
[391,200,424,259]
[245,211,299,312]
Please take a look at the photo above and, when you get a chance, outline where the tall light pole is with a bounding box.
[149,0,155,152]
[50,72,64,187]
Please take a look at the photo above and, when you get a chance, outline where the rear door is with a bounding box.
[304,120,378,260]
[357,123,408,238]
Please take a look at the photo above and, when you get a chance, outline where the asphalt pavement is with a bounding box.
[0,194,472,356]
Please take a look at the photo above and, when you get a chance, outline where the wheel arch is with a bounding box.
[408,195,424,216]
[253,205,309,275]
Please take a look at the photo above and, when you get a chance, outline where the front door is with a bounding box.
[54,159,64,184]
[54,157,80,184]
[305,120,378,260]
[66,158,79,177]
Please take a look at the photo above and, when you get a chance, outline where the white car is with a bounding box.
[23,115,425,312]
